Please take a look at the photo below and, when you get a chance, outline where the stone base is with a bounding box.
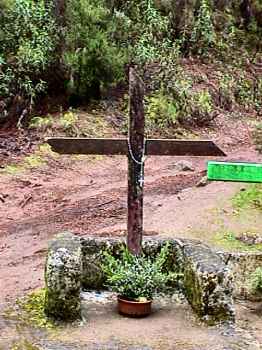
[44,233,236,323]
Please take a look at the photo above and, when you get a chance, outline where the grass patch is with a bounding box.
[11,339,41,350]
[0,143,57,176]
[4,289,55,330]
[29,109,115,138]
[29,112,79,133]
[1,156,45,176]
[213,231,262,252]
[232,184,262,210]
[37,143,59,159]
[0,139,104,177]
[3,164,22,175]
[24,155,46,168]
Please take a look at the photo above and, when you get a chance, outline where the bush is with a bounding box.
[112,0,174,65]
[64,0,127,101]
[190,0,216,56]
[173,84,215,127]
[145,90,178,132]
[187,89,215,126]
[101,244,178,301]
[1,0,261,126]
[249,267,262,295]
[0,0,58,123]
[144,63,217,128]
[0,0,128,122]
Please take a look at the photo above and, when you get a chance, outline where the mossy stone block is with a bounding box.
[44,232,82,321]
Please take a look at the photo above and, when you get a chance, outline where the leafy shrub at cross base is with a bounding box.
[101,243,180,317]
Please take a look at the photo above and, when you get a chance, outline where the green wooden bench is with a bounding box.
[207,161,262,183]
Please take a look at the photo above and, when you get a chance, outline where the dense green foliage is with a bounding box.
[64,0,126,101]
[0,0,57,123]
[190,0,216,55]
[115,0,174,64]
[0,0,261,126]
[101,244,177,300]
[249,267,262,294]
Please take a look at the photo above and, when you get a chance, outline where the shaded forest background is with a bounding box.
[0,0,261,130]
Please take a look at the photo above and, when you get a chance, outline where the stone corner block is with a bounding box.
[223,252,262,300]
[44,231,82,321]
[183,243,235,325]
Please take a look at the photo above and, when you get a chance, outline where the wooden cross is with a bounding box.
[47,68,226,255]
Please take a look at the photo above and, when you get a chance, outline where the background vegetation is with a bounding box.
[0,0,261,129]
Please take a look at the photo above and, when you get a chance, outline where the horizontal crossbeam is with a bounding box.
[46,138,226,157]
[207,161,262,183]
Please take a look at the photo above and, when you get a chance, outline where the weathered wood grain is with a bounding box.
[47,138,226,157]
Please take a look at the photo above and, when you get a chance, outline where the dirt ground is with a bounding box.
[0,114,262,349]
[1,292,262,350]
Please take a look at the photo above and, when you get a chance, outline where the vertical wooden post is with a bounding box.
[127,68,145,255]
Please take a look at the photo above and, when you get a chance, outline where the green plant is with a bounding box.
[217,72,235,110]
[0,0,58,123]
[217,70,261,114]
[194,89,213,113]
[235,74,254,110]
[179,89,215,126]
[101,244,178,301]
[59,111,78,130]
[113,0,174,65]
[132,0,172,64]
[190,0,216,56]
[64,0,126,100]
[249,267,262,295]
[145,90,178,131]
[29,116,53,130]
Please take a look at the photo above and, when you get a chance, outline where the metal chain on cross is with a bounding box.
[127,137,147,188]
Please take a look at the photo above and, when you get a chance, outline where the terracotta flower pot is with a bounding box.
[117,296,152,317]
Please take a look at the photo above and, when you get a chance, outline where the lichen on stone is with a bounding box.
[44,232,82,321]
[183,243,235,324]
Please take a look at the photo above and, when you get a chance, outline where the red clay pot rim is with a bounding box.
[117,296,152,304]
